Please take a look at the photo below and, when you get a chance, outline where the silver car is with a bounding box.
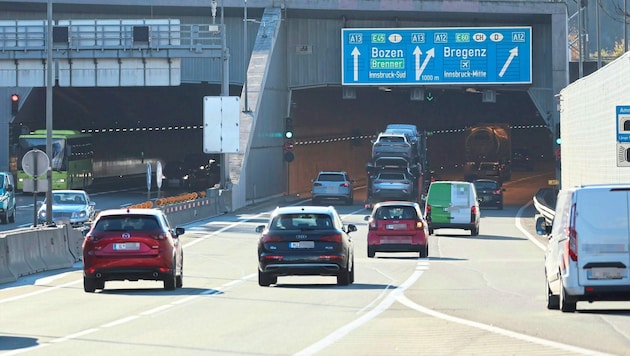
[371,170,415,202]
[37,190,96,227]
[311,171,354,205]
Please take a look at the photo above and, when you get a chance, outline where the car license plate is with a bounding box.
[290,241,314,249]
[113,242,140,251]
[381,236,412,244]
[587,267,625,280]
[386,224,407,230]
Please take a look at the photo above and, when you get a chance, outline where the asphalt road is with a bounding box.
[2,163,630,355]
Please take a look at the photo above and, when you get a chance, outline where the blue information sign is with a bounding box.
[341,27,531,86]
[616,106,630,142]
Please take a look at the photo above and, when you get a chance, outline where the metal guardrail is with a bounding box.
[0,20,223,60]
[533,188,558,223]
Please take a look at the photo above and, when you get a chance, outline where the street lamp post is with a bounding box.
[243,0,249,112]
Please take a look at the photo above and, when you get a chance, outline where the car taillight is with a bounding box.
[425,205,431,220]
[320,234,342,243]
[340,182,350,187]
[493,189,501,194]
[566,204,578,261]
[261,234,283,243]
[154,233,167,240]
[369,219,377,230]
[313,182,322,187]
[470,205,478,224]
[415,221,424,230]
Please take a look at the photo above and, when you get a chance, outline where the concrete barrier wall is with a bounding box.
[37,227,76,270]
[0,187,232,284]
[6,228,47,278]
[0,237,18,284]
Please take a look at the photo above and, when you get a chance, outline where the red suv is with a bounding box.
[365,201,429,258]
[82,208,184,292]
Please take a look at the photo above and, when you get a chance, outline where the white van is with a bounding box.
[536,184,630,312]
[425,181,480,236]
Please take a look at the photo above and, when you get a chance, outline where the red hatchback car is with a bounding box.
[365,201,429,258]
[82,208,184,292]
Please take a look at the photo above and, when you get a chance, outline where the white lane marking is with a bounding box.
[295,262,425,356]
[0,279,82,304]
[515,201,546,251]
[50,328,98,343]
[139,304,173,316]
[101,316,139,328]
[396,294,612,356]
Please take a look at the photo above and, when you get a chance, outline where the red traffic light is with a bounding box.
[10,93,19,115]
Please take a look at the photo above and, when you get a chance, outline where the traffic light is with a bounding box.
[10,93,19,115]
[284,117,294,139]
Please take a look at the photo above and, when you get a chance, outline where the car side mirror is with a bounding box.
[89,201,96,206]
[6,185,13,192]
[255,225,265,233]
[346,224,357,233]
[175,227,185,237]
[535,216,551,236]
[363,216,370,221]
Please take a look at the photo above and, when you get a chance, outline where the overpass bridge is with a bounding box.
[0,0,567,211]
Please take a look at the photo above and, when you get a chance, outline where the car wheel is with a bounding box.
[498,203,503,210]
[337,266,351,286]
[258,270,276,287]
[84,277,96,293]
[0,215,6,224]
[349,258,355,284]
[175,254,184,288]
[8,207,15,223]
[428,227,434,235]
[95,280,105,290]
[164,260,177,291]
[471,225,479,236]
[546,277,559,310]
[559,278,577,312]
[367,246,375,258]
[419,244,428,258]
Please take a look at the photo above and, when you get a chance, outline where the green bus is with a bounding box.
[16,130,94,192]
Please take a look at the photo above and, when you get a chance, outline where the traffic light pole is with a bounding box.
[45,0,53,225]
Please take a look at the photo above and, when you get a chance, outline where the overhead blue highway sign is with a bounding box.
[341,27,531,86]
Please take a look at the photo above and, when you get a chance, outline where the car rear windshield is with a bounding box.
[378,173,406,180]
[375,206,418,220]
[94,215,160,231]
[378,136,405,143]
[270,213,333,230]
[317,174,345,182]
[474,181,498,189]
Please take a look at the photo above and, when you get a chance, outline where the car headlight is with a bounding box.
[73,211,88,219]
[38,211,46,219]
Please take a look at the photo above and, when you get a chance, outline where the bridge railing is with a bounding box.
[0,20,222,59]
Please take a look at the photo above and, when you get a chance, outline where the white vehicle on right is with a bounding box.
[536,184,630,312]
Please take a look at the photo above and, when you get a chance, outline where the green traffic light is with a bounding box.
[556,137,561,145]
[285,131,293,139]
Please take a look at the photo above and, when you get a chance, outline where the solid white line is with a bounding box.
[0,279,81,304]
[396,294,612,356]
[101,316,139,328]
[294,263,425,356]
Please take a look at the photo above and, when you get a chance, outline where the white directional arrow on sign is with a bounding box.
[499,47,518,78]
[351,47,361,81]
[414,47,435,81]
